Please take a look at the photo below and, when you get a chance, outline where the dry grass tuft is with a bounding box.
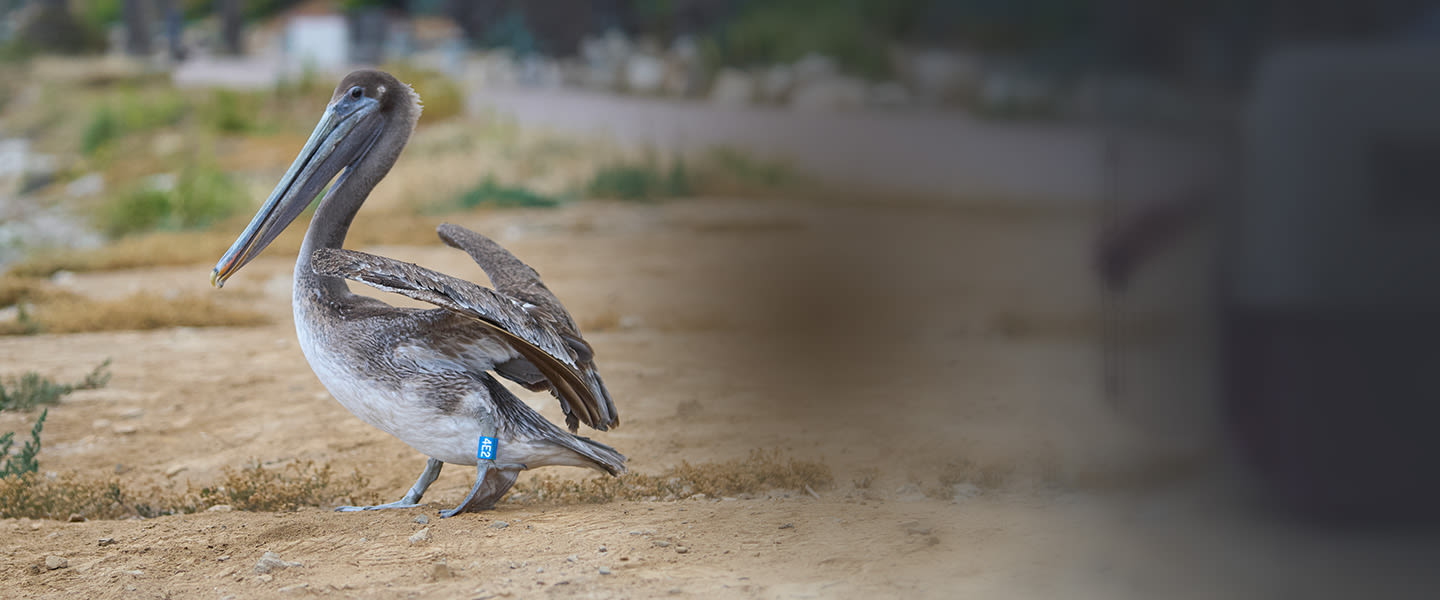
[936,458,1013,493]
[0,460,376,520]
[197,460,377,512]
[508,449,833,505]
[6,231,238,277]
[0,292,268,336]
[0,276,79,307]
[7,213,449,278]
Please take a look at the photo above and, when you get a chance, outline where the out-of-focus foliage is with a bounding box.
[701,0,919,80]
[5,1,106,59]
[432,175,562,212]
[588,157,692,202]
[699,0,1092,78]
[380,62,465,122]
[98,165,246,237]
[478,8,541,56]
[81,90,188,154]
[205,89,264,133]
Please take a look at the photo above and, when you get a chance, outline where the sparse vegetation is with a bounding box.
[429,175,564,213]
[381,62,466,123]
[205,89,264,134]
[700,0,931,80]
[705,147,798,188]
[587,157,693,201]
[508,449,833,504]
[0,360,111,479]
[0,459,376,520]
[81,89,188,154]
[7,213,448,278]
[0,292,267,336]
[0,411,46,479]
[97,165,248,237]
[0,276,74,307]
[197,460,376,512]
[0,360,111,412]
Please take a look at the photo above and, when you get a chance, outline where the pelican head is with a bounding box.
[211,69,418,288]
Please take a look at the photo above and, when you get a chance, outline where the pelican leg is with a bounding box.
[336,457,444,512]
[437,460,526,518]
[437,413,526,518]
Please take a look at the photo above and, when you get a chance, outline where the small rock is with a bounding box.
[121,569,143,576]
[165,464,188,477]
[489,520,509,529]
[566,554,577,562]
[65,173,104,198]
[779,523,794,529]
[625,53,666,94]
[207,505,233,513]
[675,546,689,554]
[218,555,231,562]
[408,528,432,544]
[67,513,85,523]
[119,407,145,419]
[901,520,933,536]
[709,68,754,107]
[598,566,612,575]
[790,76,867,112]
[44,555,68,570]
[414,515,429,525]
[91,419,112,429]
[112,424,138,435]
[598,545,607,553]
[254,551,302,574]
[278,583,308,593]
[652,540,671,548]
[536,566,544,574]
[951,483,981,500]
[257,574,273,583]
[97,538,115,547]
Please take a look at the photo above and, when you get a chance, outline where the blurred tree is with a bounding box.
[216,0,241,54]
[12,0,106,55]
[122,0,150,55]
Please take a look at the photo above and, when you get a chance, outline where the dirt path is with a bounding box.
[3,198,1405,599]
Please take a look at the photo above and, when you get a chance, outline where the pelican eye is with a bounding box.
[349,86,364,99]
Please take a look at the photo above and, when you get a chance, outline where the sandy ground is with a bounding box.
[2,198,1437,599]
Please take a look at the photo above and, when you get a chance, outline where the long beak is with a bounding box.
[210,95,385,288]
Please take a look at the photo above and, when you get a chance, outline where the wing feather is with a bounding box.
[311,247,616,431]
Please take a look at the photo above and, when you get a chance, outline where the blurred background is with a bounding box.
[3,0,1440,598]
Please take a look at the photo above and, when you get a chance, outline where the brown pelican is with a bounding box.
[208,69,624,517]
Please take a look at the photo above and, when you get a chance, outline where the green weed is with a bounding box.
[429,175,563,213]
[98,165,247,237]
[587,158,693,201]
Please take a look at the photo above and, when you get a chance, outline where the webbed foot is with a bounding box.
[438,462,525,518]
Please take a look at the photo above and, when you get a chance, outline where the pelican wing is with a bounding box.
[436,224,593,360]
[435,224,616,427]
[310,247,617,432]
